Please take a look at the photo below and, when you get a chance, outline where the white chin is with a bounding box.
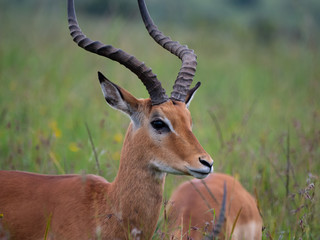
[186,167,212,179]
[190,171,210,179]
[150,161,184,175]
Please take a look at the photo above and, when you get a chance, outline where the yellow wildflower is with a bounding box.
[49,121,62,138]
[112,151,120,161]
[113,133,123,143]
[234,172,240,181]
[69,142,80,152]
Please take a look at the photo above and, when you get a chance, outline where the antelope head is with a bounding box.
[68,0,213,179]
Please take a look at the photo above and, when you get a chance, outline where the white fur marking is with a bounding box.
[232,221,259,240]
[163,117,178,135]
[151,161,184,175]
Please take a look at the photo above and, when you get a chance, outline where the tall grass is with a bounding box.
[0,4,319,239]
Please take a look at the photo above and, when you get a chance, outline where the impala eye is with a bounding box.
[151,120,170,133]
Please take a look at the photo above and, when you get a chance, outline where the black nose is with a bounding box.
[199,158,213,169]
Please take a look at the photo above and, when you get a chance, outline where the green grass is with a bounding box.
[0,5,319,239]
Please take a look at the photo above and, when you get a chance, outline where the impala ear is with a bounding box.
[98,72,140,119]
[185,82,201,108]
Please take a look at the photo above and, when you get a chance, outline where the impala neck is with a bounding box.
[110,124,165,238]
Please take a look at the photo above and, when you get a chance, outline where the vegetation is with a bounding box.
[0,0,319,239]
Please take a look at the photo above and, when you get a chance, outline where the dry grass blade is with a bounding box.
[229,207,242,240]
[49,151,65,174]
[43,213,52,240]
[285,128,290,197]
[85,122,102,176]
[201,179,219,204]
[208,111,224,150]
[254,187,263,218]
[189,180,213,214]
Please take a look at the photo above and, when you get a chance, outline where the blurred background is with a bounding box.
[1,0,319,238]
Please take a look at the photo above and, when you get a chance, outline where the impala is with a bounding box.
[167,173,263,239]
[0,0,214,239]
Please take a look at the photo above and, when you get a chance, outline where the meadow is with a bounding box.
[0,2,319,239]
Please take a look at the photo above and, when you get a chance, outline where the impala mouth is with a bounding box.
[150,161,185,175]
[186,166,213,179]
[150,161,213,179]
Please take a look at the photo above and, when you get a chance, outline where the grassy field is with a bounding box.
[1,3,319,239]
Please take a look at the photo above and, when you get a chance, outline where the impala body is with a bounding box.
[167,173,263,240]
[0,0,213,239]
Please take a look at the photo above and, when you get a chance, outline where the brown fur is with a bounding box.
[0,91,212,239]
[167,173,263,240]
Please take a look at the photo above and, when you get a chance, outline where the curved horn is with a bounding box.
[138,0,198,102]
[67,0,168,105]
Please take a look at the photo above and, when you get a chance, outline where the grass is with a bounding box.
[0,4,319,239]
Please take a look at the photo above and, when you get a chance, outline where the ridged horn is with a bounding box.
[67,0,168,105]
[138,0,198,102]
